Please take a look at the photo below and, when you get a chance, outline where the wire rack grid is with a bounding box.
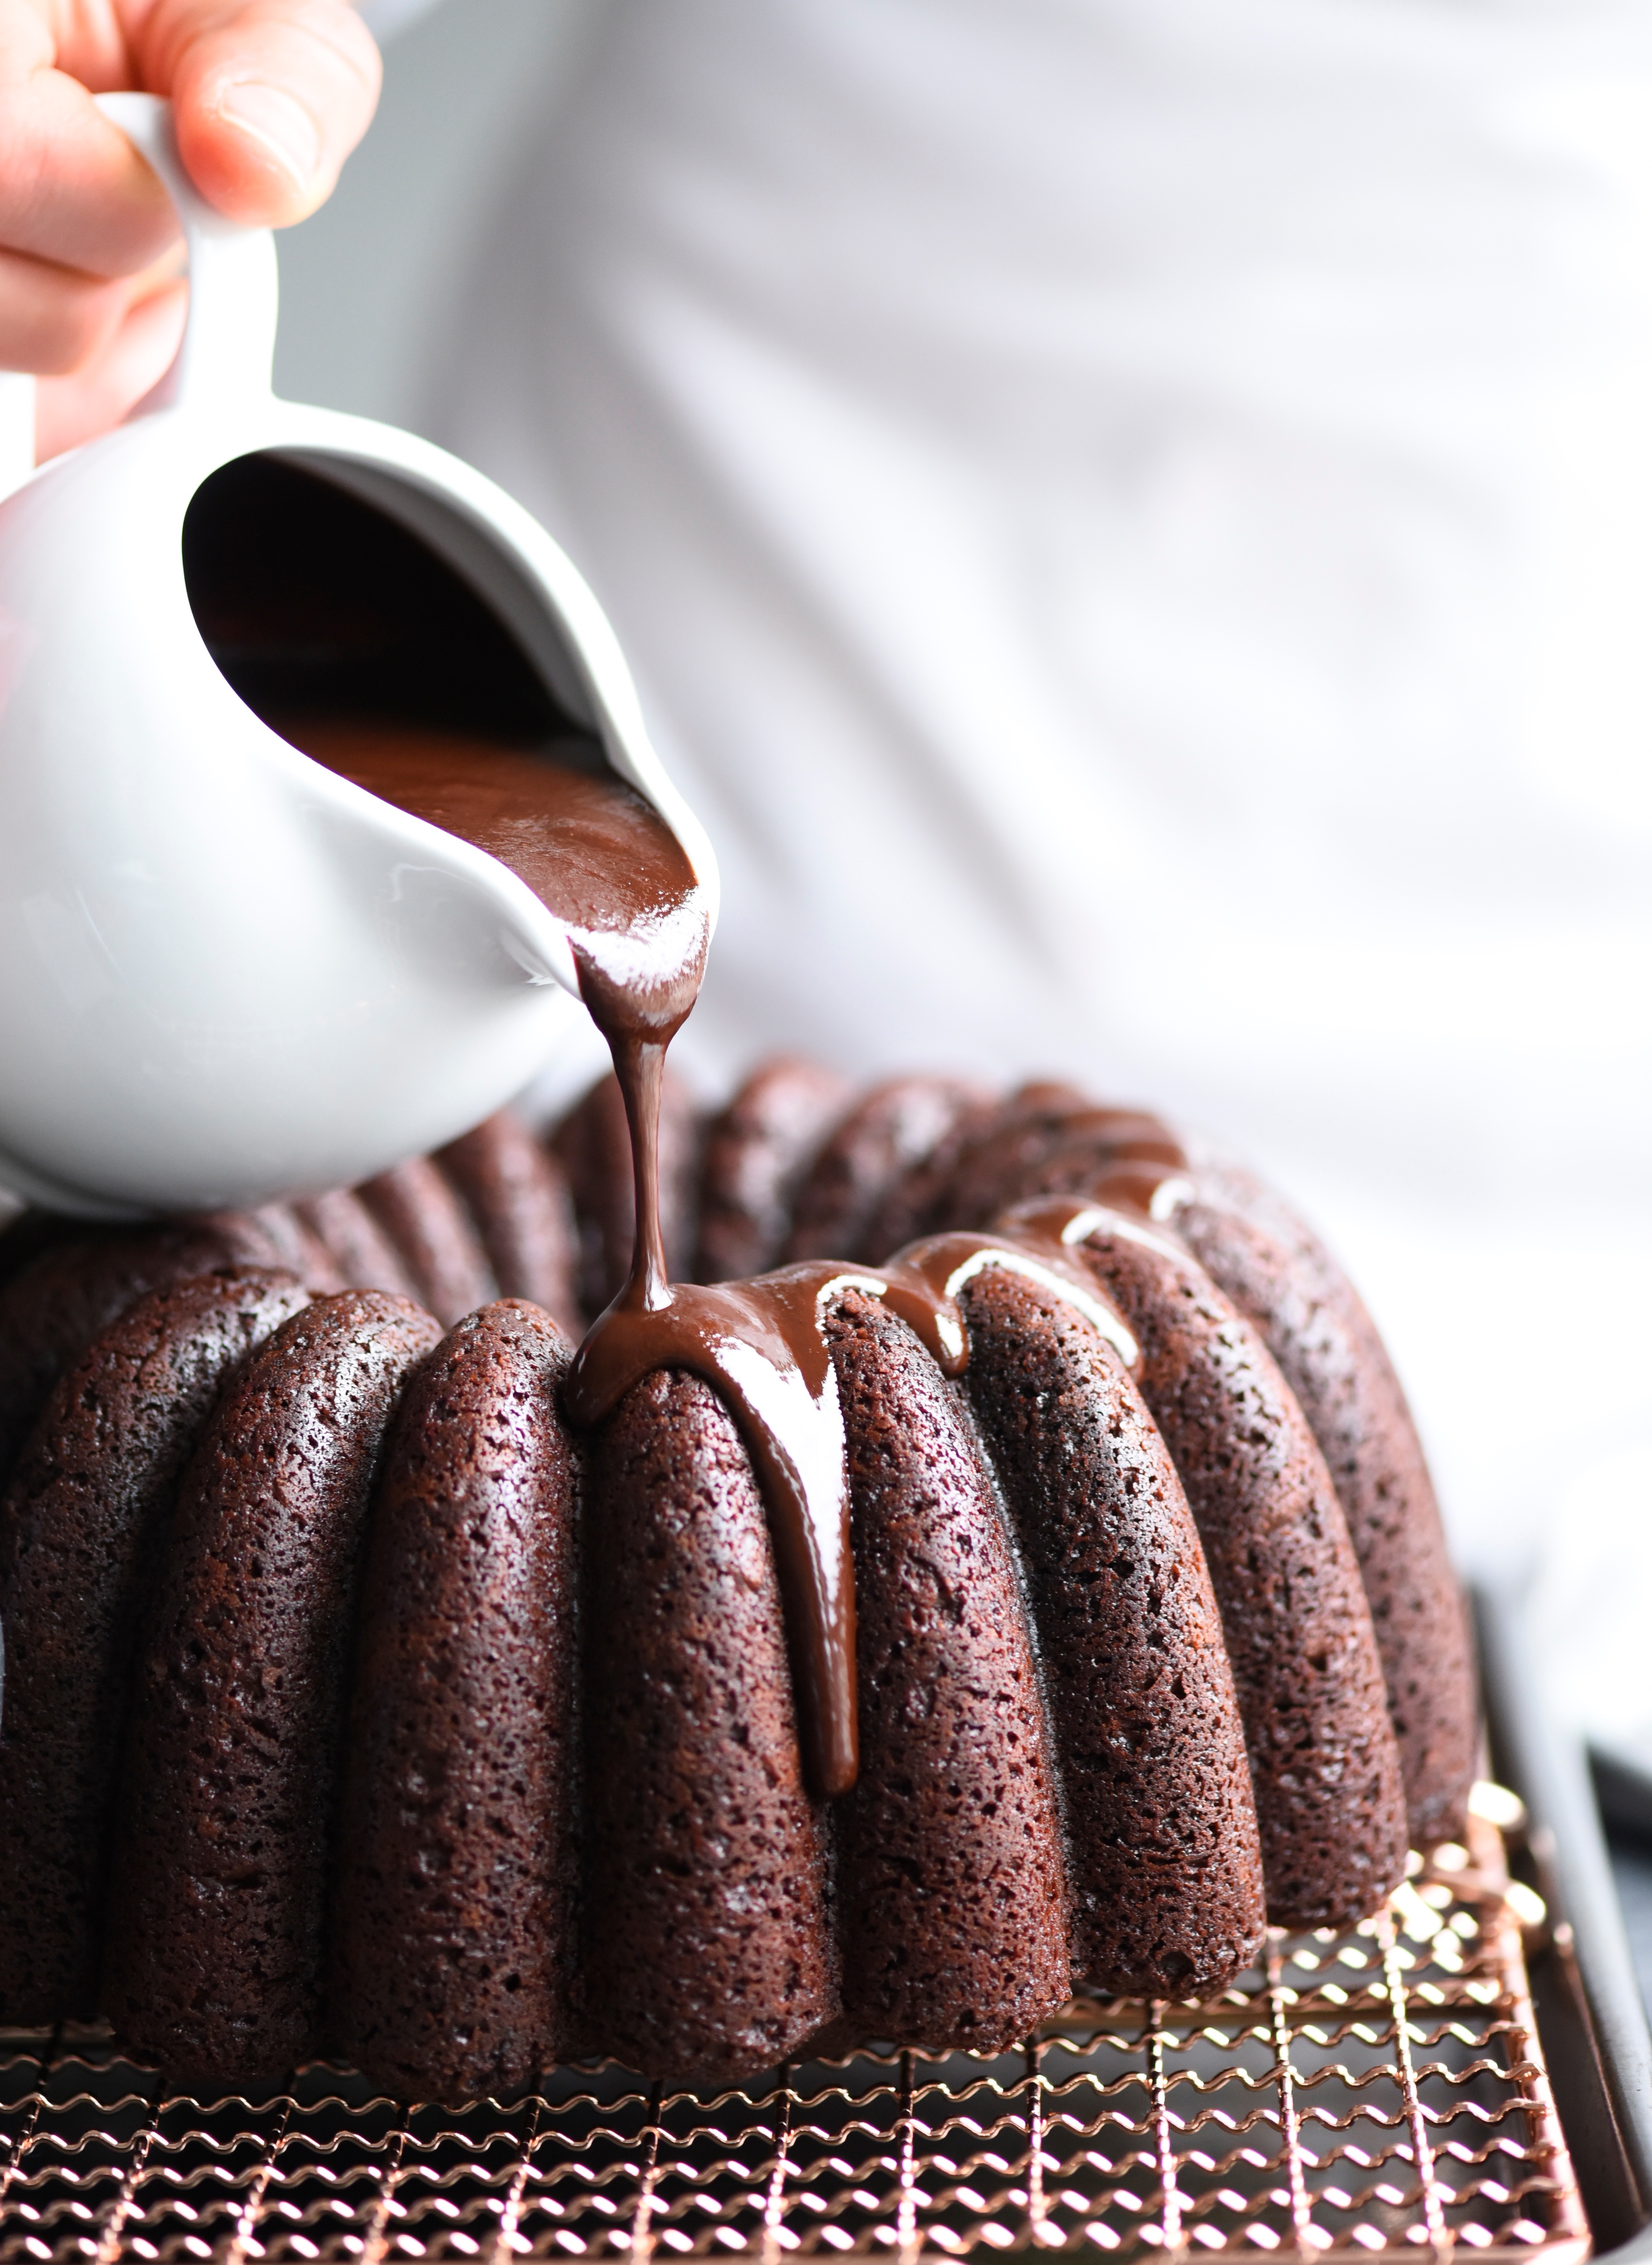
[0,1802,1588,2265]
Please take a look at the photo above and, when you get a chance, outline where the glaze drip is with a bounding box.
[872,1224,1140,1377]
[566,1264,865,1796]
[565,1210,1145,1799]
[1031,1155,1198,1230]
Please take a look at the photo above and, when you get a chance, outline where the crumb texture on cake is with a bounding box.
[0,1070,1477,2105]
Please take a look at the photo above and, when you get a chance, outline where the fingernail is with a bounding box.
[215,82,321,192]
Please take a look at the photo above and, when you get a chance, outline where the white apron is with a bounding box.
[429,0,1652,1572]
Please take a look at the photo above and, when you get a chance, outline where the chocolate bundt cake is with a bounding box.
[0,1063,1477,2106]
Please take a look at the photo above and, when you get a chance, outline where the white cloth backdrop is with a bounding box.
[387,0,1652,1599]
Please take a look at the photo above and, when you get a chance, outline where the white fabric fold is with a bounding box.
[424,0,1652,1580]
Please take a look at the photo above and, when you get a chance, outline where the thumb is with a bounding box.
[138,1,382,228]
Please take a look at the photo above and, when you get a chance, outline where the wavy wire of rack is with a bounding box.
[0,1809,1587,2264]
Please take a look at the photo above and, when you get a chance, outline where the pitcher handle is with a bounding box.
[97,92,280,414]
[0,92,278,499]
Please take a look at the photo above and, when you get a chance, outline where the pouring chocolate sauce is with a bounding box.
[285,713,865,1793]
[231,463,1163,1802]
[279,695,1184,1801]
[285,710,1169,1804]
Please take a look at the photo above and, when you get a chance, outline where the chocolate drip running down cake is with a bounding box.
[0,1058,1478,2105]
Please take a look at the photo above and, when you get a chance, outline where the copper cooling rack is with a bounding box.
[0,1806,1587,2264]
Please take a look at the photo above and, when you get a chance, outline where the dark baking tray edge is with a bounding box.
[1476,1581,1652,2259]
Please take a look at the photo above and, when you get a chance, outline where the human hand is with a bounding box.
[1,2,382,461]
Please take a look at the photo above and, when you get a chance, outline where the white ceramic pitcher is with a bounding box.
[0,94,717,1219]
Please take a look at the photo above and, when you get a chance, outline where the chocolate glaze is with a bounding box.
[564,1217,1140,1798]
[872,1223,1139,1379]
[289,714,1150,1802]
[552,1066,704,1315]
[281,724,709,1303]
[566,1266,860,1794]
[279,721,711,1028]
